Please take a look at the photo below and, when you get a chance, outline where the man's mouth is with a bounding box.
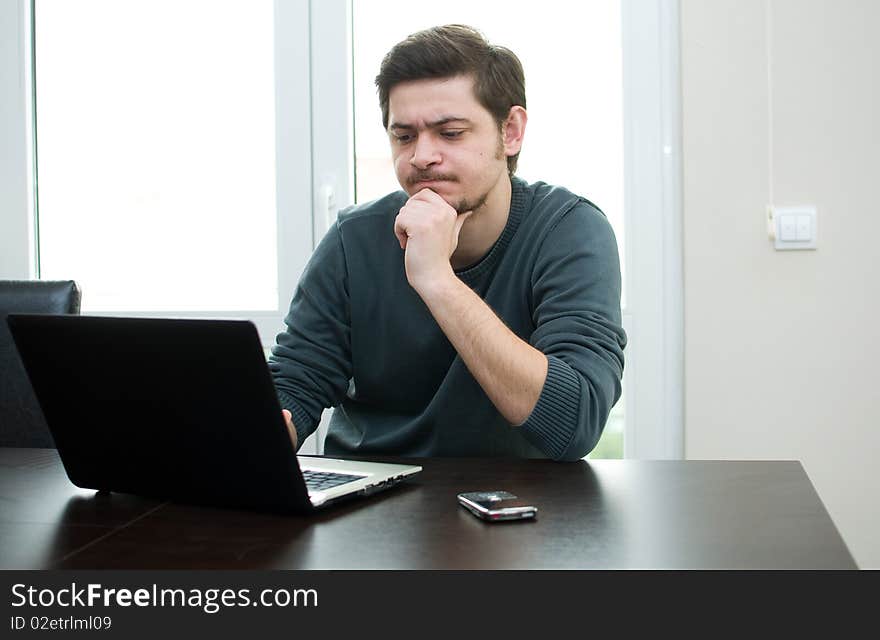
[408,174,457,187]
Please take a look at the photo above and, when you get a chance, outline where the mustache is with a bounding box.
[407,172,458,186]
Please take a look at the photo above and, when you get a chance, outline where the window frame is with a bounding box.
[621,0,684,459]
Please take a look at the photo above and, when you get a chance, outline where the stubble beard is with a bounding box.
[453,133,508,215]
[406,174,489,215]
[453,192,488,215]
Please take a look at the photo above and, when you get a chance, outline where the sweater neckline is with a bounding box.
[454,177,526,285]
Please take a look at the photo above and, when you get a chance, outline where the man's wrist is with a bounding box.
[411,268,460,302]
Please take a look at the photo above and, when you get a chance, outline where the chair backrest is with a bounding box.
[0,280,81,447]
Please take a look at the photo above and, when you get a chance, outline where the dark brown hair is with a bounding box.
[375,24,526,175]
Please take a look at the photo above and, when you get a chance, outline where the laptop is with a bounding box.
[6,314,421,514]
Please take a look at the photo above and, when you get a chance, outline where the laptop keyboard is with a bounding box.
[301,469,366,492]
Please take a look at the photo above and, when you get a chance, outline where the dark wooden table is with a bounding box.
[0,448,857,569]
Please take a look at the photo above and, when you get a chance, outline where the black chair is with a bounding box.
[0,280,81,447]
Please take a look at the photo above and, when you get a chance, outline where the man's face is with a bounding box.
[386,75,509,214]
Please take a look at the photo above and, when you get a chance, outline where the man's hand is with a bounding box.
[393,189,472,294]
[282,409,298,450]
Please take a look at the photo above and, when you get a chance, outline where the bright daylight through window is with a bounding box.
[34,0,277,312]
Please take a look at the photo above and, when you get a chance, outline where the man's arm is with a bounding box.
[269,222,353,451]
[394,188,546,425]
[395,188,625,460]
[416,274,547,425]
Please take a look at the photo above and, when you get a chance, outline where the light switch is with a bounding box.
[795,214,812,241]
[770,205,817,251]
[779,215,797,241]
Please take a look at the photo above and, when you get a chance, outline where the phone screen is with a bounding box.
[461,491,533,510]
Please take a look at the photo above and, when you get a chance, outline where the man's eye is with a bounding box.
[441,130,464,139]
[395,134,413,143]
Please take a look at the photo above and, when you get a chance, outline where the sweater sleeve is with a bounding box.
[268,221,353,450]
[518,201,627,461]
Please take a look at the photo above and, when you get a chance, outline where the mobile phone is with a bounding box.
[457,491,537,522]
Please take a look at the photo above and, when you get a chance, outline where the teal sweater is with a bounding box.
[269,177,626,461]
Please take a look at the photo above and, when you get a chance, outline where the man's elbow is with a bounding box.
[554,391,612,461]
[554,430,601,462]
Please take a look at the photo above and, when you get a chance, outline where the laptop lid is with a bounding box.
[6,314,420,514]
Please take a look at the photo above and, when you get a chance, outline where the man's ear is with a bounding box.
[502,106,527,157]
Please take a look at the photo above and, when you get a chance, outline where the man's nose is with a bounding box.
[409,135,441,169]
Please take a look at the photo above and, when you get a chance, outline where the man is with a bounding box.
[270,25,625,461]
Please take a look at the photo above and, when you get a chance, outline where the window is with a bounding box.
[36,0,277,311]
[351,0,626,457]
[32,0,308,341]
[353,1,626,298]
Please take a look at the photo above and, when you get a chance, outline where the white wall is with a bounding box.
[681,0,880,568]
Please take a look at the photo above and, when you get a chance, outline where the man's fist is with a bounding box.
[393,189,472,293]
[282,409,297,450]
